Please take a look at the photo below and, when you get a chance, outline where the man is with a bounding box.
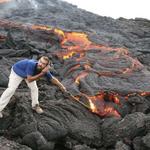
[0,56,66,118]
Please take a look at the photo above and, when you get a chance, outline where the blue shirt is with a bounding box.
[12,59,53,80]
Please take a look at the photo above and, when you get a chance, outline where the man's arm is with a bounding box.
[27,66,50,82]
[27,72,45,82]
[51,76,66,92]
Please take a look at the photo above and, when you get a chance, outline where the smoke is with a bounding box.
[0,0,39,17]
[28,0,38,9]
[17,0,38,9]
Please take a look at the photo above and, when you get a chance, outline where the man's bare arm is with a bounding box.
[27,72,45,82]
[27,66,50,82]
[51,77,66,92]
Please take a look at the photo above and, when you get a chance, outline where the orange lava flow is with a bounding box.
[54,29,143,77]
[75,71,89,84]
[81,92,121,117]
[0,20,148,117]
[31,25,52,31]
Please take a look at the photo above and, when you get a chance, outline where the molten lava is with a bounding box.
[53,28,145,117]
[0,19,149,117]
[75,71,89,85]
[54,29,143,76]
[31,25,52,31]
[80,92,121,117]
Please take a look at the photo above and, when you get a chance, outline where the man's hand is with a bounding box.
[60,86,67,92]
[51,77,67,92]
[42,65,50,74]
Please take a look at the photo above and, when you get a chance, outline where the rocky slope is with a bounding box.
[0,0,150,150]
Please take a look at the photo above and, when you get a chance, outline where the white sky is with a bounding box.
[62,0,150,20]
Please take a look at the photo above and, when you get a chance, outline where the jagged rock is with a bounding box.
[22,131,55,150]
[133,137,143,150]
[127,95,150,114]
[0,136,31,150]
[0,95,102,149]
[101,112,146,147]
[115,141,131,150]
[141,132,150,149]
[73,144,96,150]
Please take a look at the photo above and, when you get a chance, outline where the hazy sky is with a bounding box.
[62,0,150,20]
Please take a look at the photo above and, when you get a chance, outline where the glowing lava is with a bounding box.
[53,28,147,117]
[80,92,121,117]
[31,25,52,31]
[0,19,149,117]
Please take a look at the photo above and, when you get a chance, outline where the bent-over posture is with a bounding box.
[0,56,66,118]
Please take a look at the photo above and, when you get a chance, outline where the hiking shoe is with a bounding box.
[0,112,3,118]
[32,104,43,114]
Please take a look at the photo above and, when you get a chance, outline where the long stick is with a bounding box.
[64,91,91,109]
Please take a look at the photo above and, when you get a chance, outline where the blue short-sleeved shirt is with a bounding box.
[12,59,53,80]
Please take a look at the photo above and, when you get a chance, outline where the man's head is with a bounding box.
[37,56,51,70]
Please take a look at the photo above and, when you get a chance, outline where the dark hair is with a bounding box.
[40,56,51,65]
